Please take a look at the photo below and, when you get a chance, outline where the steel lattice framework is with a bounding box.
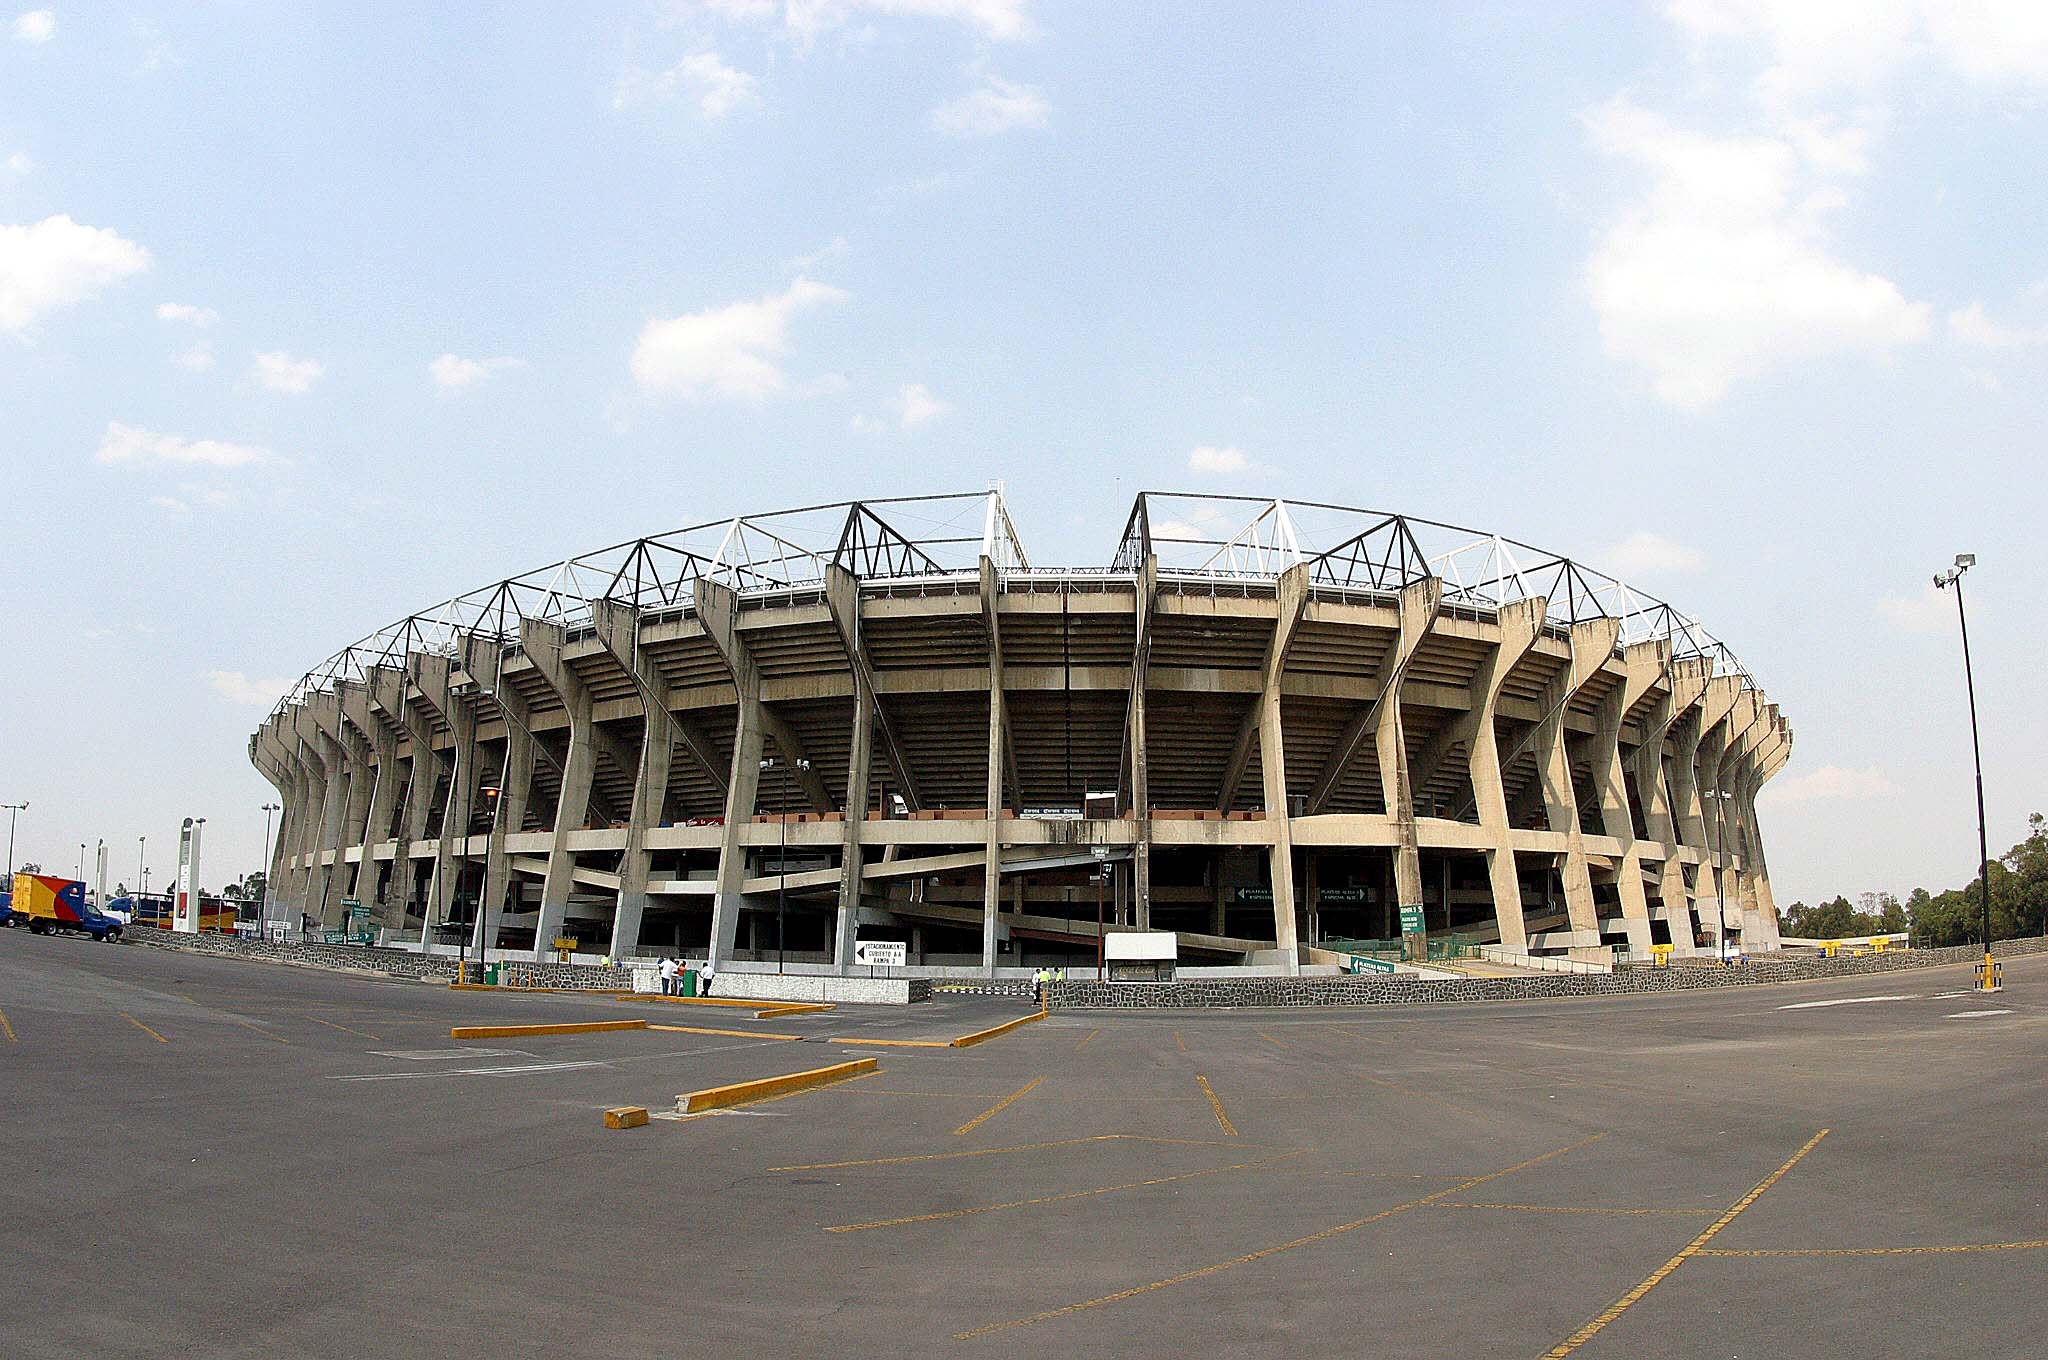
[272,489,1757,715]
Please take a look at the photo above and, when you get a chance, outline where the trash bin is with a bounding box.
[483,963,501,986]
[681,969,698,997]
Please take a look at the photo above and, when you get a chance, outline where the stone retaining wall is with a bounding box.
[125,927,634,990]
[1045,937,2048,1010]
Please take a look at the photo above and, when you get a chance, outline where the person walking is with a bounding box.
[658,956,678,996]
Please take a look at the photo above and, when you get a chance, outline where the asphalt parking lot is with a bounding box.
[2,934,2042,1359]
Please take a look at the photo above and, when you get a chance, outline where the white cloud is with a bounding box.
[1604,529,1707,576]
[0,214,150,335]
[96,421,270,469]
[172,343,214,372]
[4,151,31,174]
[1667,1,2048,99]
[1875,584,1955,635]
[204,670,294,708]
[932,75,1048,138]
[429,353,524,390]
[896,381,947,427]
[1760,764,1898,804]
[785,236,850,272]
[250,349,323,394]
[630,277,848,402]
[613,50,759,118]
[1582,99,1929,407]
[1187,445,1250,476]
[11,10,54,44]
[155,301,218,326]
[849,413,888,433]
[712,0,1033,43]
[1948,301,2048,348]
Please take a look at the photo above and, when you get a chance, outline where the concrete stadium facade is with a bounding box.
[251,492,1792,973]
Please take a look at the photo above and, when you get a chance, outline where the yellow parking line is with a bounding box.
[826,1151,1307,1233]
[648,1024,806,1041]
[118,1011,169,1043]
[1197,1074,1237,1137]
[1255,1030,1289,1049]
[1174,1029,1186,1053]
[1698,1240,2048,1258]
[957,1132,1607,1340]
[1543,1129,1830,1358]
[954,1077,1045,1136]
[303,1014,381,1041]
[1437,1202,1715,1217]
[1075,1028,1101,1051]
[231,1017,290,1044]
[0,1006,14,1044]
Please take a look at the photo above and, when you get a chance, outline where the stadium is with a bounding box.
[252,491,1790,973]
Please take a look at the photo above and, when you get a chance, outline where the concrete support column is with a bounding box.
[1127,554,1156,930]
[701,578,765,970]
[349,676,404,918]
[1259,565,1311,972]
[408,652,476,939]
[457,634,534,955]
[378,666,448,933]
[1466,598,1546,952]
[978,560,1011,975]
[1634,658,1709,953]
[300,694,350,928]
[1372,578,1446,950]
[333,681,380,906]
[1533,618,1622,946]
[519,619,597,963]
[1594,641,1670,957]
[836,664,873,972]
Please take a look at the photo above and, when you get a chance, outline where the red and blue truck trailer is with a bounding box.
[4,872,125,942]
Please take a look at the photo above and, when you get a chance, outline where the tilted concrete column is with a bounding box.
[1127,554,1157,930]
[701,578,766,970]
[1370,578,1446,948]
[458,634,534,955]
[1461,598,1546,951]
[1591,641,1670,957]
[589,600,696,961]
[408,652,477,937]
[1531,617,1622,946]
[519,619,598,963]
[836,656,874,972]
[251,722,296,922]
[373,664,448,932]
[345,676,403,918]
[299,694,350,928]
[1258,564,1312,972]
[979,557,1010,976]
[1634,658,1710,953]
[333,681,380,907]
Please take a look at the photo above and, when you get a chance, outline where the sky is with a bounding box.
[3,1,2044,907]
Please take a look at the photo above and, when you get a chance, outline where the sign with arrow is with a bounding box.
[854,939,907,967]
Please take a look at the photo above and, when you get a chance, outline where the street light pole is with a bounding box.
[1934,553,1995,985]
[137,836,145,903]
[1709,790,1733,963]
[260,802,279,918]
[2,801,24,881]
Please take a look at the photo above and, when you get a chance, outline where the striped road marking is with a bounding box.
[1944,1009,2013,1019]
[1777,996,1915,1010]
[333,1060,607,1081]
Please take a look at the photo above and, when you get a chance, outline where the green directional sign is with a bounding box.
[1398,904,1426,935]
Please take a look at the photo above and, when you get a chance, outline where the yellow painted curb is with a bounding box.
[450,1020,649,1039]
[622,994,834,1019]
[827,1037,953,1048]
[949,1008,1048,1048]
[648,1024,807,1041]
[677,1057,879,1114]
[604,1106,649,1130]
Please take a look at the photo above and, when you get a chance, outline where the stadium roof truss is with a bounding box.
[273,488,1754,716]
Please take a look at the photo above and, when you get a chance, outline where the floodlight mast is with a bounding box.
[1933,553,1995,989]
